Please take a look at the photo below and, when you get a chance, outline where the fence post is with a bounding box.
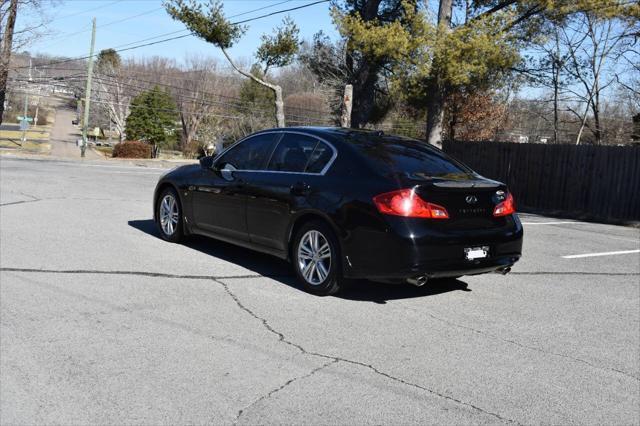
[340,84,353,128]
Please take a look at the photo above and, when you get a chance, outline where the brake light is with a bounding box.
[493,193,515,217]
[373,189,449,219]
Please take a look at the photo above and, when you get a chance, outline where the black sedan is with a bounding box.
[154,128,523,295]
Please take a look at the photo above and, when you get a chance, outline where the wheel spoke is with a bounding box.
[316,260,328,281]
[311,262,321,283]
[318,243,330,258]
[160,194,179,236]
[302,260,314,280]
[300,242,313,257]
[313,232,320,251]
[297,229,333,286]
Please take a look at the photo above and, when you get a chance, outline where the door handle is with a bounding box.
[291,182,311,196]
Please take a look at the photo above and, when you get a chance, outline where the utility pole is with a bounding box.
[81,18,97,158]
[21,93,28,143]
[108,110,113,145]
[20,59,32,143]
[0,0,19,125]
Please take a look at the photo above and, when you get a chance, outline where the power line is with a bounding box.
[8,0,330,71]
[9,70,337,117]
[48,0,125,23]
[8,76,335,122]
[38,7,165,47]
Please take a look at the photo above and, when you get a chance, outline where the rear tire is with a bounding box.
[156,187,184,243]
[292,220,342,296]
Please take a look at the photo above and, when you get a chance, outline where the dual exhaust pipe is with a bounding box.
[406,266,512,287]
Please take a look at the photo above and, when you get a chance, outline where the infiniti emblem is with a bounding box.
[465,195,478,204]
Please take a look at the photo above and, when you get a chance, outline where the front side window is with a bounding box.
[267,134,318,172]
[217,133,278,170]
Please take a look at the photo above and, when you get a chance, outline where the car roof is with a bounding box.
[253,126,413,146]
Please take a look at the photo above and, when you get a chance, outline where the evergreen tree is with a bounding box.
[125,86,178,152]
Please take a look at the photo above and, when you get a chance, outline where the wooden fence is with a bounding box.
[442,141,640,223]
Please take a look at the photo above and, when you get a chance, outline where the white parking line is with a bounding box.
[562,249,640,259]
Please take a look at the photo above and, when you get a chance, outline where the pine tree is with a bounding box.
[125,86,178,152]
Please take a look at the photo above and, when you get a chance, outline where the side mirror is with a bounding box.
[199,156,215,170]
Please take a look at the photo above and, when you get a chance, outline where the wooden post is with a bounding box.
[341,84,353,128]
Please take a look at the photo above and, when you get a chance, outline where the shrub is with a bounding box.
[112,140,151,158]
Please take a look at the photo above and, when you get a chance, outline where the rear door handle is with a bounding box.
[291,182,311,196]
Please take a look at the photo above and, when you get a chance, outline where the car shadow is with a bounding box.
[128,219,471,304]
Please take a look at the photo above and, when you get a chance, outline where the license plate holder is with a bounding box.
[465,246,489,261]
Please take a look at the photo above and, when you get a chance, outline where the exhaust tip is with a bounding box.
[497,267,511,275]
[407,276,428,287]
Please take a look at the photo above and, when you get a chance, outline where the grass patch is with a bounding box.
[0,129,50,141]
[0,139,51,152]
[94,146,114,158]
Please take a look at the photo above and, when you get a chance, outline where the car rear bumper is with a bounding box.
[342,214,523,282]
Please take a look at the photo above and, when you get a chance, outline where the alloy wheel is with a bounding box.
[297,230,332,285]
[159,194,179,236]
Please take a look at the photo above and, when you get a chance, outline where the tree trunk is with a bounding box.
[553,63,559,144]
[350,62,378,128]
[221,47,285,128]
[180,112,190,150]
[347,0,382,128]
[552,31,560,144]
[592,85,601,144]
[341,84,353,128]
[0,0,19,125]
[425,0,453,146]
[274,85,285,128]
[575,102,590,145]
[426,88,445,145]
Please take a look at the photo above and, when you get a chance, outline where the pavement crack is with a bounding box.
[0,267,264,281]
[510,271,638,276]
[0,191,42,206]
[214,278,520,425]
[419,310,640,381]
[234,359,338,425]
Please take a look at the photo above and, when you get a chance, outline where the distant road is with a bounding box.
[48,97,102,160]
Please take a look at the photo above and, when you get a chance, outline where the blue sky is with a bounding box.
[20,0,338,65]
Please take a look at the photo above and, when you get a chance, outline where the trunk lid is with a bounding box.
[412,176,507,229]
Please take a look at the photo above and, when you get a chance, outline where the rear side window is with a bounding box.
[267,134,317,172]
[306,142,333,173]
[217,133,278,170]
[351,136,471,177]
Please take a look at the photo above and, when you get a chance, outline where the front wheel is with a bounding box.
[157,187,184,243]
[292,221,342,296]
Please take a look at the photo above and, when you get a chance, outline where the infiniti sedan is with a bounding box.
[154,128,523,295]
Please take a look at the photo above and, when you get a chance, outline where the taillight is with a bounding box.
[373,189,449,219]
[493,193,515,217]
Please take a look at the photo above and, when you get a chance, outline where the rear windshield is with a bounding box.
[348,134,473,178]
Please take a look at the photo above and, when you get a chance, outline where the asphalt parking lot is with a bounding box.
[1,156,639,425]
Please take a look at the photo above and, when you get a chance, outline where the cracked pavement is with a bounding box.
[1,156,639,425]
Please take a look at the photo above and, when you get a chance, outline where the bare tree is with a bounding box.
[0,0,18,124]
[93,50,137,142]
[1,0,57,124]
[174,56,224,152]
[561,13,632,145]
